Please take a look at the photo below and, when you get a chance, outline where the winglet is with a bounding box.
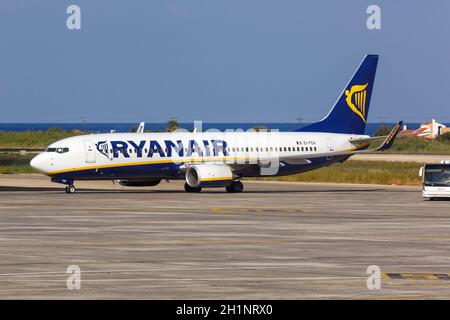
[375,121,403,151]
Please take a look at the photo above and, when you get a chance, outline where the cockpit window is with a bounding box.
[46,147,69,154]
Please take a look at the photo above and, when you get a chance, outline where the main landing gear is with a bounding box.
[65,185,76,194]
[226,180,244,193]
[184,183,202,193]
[184,180,244,193]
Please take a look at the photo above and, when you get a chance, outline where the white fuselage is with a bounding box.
[30,131,369,180]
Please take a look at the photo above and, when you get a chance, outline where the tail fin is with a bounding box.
[297,54,379,134]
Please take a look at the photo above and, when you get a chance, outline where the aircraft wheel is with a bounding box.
[226,181,244,193]
[184,183,202,193]
[65,185,76,194]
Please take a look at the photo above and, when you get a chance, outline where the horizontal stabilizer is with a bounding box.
[349,131,418,144]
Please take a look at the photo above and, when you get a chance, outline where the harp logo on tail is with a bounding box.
[345,83,368,123]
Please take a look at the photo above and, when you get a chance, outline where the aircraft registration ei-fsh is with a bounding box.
[28,54,403,193]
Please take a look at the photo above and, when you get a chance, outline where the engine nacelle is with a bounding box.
[117,179,161,187]
[186,164,233,188]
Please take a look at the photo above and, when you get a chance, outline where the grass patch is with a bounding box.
[1,129,450,155]
[0,128,86,149]
[372,137,450,154]
[0,154,36,174]
[254,160,422,186]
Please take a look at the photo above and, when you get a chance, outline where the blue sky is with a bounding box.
[0,1,449,123]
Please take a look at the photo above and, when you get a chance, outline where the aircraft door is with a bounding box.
[83,140,96,163]
[325,138,334,152]
[325,138,334,160]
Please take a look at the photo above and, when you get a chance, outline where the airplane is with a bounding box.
[29,54,403,194]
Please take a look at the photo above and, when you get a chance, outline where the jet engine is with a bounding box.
[185,164,233,188]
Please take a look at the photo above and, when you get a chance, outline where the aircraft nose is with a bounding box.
[30,153,49,173]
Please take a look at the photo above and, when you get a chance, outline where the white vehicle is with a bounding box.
[419,161,450,200]
[29,54,403,193]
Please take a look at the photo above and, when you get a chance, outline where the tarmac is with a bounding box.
[0,174,449,299]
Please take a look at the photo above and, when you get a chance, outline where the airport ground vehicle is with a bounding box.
[419,161,450,200]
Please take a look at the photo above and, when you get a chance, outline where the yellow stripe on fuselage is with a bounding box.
[47,156,250,175]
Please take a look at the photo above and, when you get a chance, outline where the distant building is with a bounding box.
[401,119,450,140]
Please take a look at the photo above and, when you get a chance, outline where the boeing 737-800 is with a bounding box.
[29,54,402,193]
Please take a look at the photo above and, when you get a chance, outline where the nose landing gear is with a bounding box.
[65,185,76,194]
[51,177,76,194]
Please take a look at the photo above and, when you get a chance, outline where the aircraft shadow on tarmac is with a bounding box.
[0,185,408,195]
